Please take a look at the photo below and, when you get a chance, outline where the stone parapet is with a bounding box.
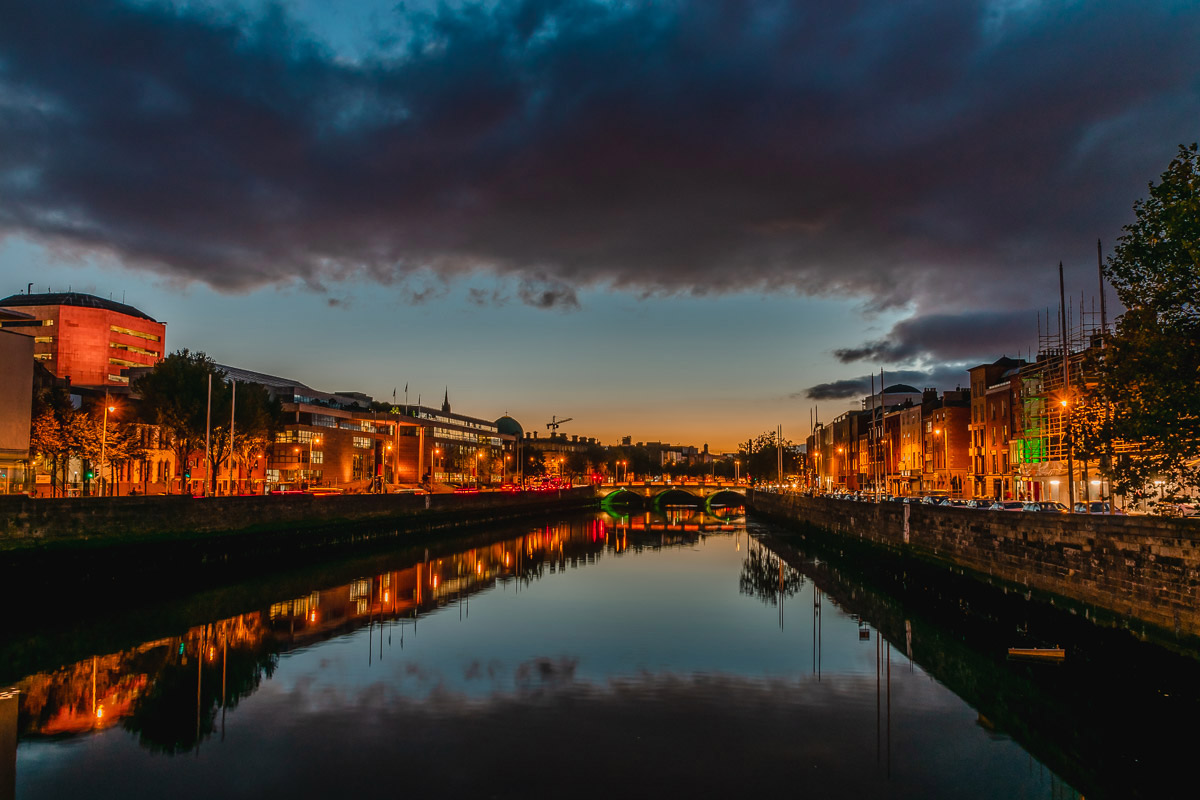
[748,491,1200,639]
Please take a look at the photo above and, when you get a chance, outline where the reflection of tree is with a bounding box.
[739,545,804,606]
[120,642,279,755]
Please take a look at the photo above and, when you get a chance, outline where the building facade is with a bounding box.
[0,310,35,493]
[0,292,166,388]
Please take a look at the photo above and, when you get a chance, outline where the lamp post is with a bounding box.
[934,427,949,494]
[309,436,322,487]
[433,447,440,486]
[1061,397,1076,509]
[836,446,844,491]
[100,395,115,497]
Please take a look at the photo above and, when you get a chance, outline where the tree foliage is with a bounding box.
[133,350,224,493]
[1097,143,1200,496]
[739,431,801,483]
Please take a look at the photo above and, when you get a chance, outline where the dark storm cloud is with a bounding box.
[801,366,971,400]
[1,0,1198,310]
[834,309,1036,363]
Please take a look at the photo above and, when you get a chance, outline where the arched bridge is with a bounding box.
[599,481,748,511]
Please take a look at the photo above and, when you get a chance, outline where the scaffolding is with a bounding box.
[1015,297,1103,468]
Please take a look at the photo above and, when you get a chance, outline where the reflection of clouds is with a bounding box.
[514,657,579,692]
[16,661,1060,799]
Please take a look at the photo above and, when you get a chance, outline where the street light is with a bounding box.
[306,436,322,488]
[100,396,116,497]
[934,427,949,494]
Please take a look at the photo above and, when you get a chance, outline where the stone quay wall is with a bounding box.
[748,491,1200,639]
[0,489,597,549]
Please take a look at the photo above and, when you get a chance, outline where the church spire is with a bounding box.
[442,387,450,414]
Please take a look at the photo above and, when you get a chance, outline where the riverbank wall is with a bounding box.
[0,489,597,555]
[748,490,1200,640]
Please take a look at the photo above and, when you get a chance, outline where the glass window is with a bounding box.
[110,341,157,357]
[110,324,160,342]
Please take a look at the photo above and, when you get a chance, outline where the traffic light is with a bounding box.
[85,469,94,480]
[184,468,191,479]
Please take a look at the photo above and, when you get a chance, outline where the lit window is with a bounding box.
[110,342,157,357]
[109,324,160,342]
[33,353,52,361]
[353,437,371,449]
[34,336,53,343]
[107,374,130,383]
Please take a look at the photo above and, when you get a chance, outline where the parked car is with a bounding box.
[1073,501,1124,514]
[1037,501,1070,513]
[990,501,1025,511]
[966,499,992,510]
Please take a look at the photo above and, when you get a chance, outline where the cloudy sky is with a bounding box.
[1,0,1196,450]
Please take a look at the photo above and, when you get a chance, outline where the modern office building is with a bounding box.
[0,291,166,388]
[211,368,518,490]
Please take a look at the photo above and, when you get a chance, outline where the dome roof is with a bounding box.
[882,384,920,394]
[495,415,524,437]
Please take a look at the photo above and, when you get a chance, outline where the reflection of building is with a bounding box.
[1,686,16,800]
[11,514,746,747]
[0,291,166,388]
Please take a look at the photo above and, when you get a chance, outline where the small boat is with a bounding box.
[1007,646,1065,661]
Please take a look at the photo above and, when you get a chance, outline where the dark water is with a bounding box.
[4,509,1196,798]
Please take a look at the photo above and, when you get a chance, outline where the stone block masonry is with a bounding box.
[748,491,1200,640]
[0,489,597,549]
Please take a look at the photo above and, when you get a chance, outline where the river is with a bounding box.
[3,508,1196,798]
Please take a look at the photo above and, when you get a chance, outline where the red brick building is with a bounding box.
[968,356,1026,501]
[0,291,166,388]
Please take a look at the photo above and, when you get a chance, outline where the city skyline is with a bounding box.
[2,0,1198,450]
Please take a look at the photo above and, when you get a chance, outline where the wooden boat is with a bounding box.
[1007,647,1065,661]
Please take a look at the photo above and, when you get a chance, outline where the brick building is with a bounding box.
[968,357,1026,500]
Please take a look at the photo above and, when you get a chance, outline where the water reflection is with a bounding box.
[8,506,1171,798]
[11,510,746,754]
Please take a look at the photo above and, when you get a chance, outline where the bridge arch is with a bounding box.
[652,488,703,508]
[705,489,747,510]
[601,488,647,510]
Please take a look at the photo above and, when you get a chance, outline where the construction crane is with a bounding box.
[546,415,574,431]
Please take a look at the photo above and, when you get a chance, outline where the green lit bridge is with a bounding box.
[599,481,748,512]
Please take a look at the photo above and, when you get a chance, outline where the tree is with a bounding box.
[29,391,69,496]
[133,350,225,494]
[1096,143,1200,497]
[739,431,801,484]
[208,381,283,494]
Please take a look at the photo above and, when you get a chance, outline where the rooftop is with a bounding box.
[0,291,159,322]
